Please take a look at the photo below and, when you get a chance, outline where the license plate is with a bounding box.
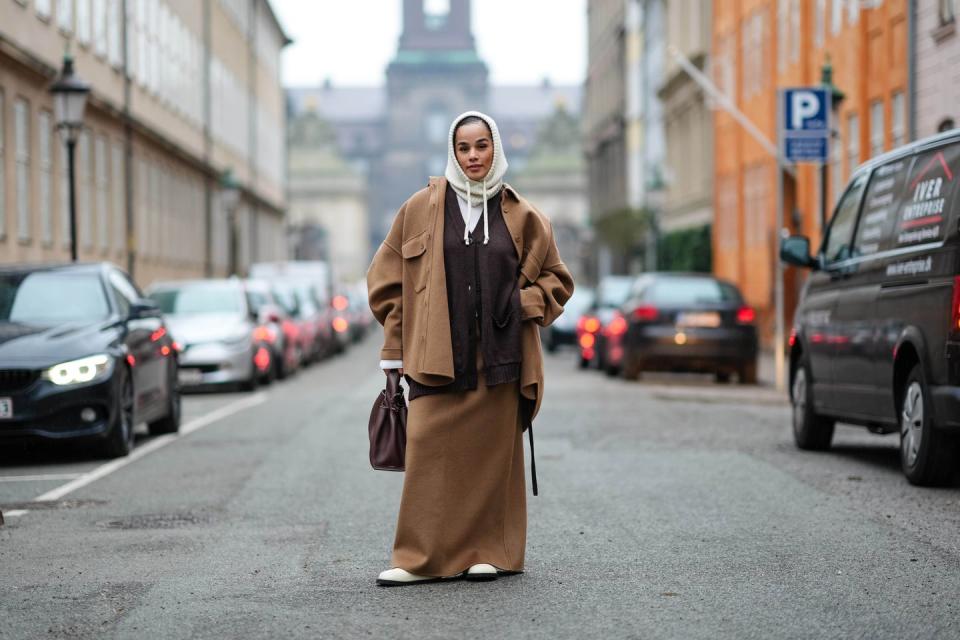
[676,312,721,328]
[178,369,204,385]
[0,397,12,419]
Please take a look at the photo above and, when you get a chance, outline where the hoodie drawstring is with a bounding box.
[462,179,490,246]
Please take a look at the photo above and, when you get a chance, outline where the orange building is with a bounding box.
[712,0,909,347]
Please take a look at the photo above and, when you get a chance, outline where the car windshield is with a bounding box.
[597,277,633,307]
[150,285,244,315]
[272,287,300,316]
[565,288,595,316]
[645,278,742,306]
[0,271,110,324]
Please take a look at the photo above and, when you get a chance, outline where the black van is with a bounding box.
[781,130,960,486]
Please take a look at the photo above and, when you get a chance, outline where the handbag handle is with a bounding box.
[385,369,402,405]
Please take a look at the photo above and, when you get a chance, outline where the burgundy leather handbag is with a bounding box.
[368,370,407,471]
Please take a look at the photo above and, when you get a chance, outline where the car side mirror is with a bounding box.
[780,235,819,270]
[130,300,161,319]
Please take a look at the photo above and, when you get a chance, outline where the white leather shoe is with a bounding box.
[465,563,498,581]
[376,567,441,586]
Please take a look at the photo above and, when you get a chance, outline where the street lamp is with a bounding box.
[820,55,846,230]
[220,168,240,276]
[49,52,90,262]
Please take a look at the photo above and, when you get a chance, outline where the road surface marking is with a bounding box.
[0,474,83,482]
[4,509,28,517]
[33,392,268,504]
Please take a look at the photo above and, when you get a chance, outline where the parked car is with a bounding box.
[781,129,960,486]
[0,263,180,457]
[270,281,312,366]
[147,279,264,392]
[577,275,634,370]
[619,273,758,383]
[244,279,297,382]
[542,286,594,353]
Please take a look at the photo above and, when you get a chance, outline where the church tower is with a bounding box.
[372,0,489,241]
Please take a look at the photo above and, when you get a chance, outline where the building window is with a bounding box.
[0,91,5,240]
[846,113,860,180]
[424,0,450,30]
[36,0,52,19]
[107,0,122,66]
[891,92,905,147]
[815,0,826,46]
[111,142,124,253]
[93,0,107,57]
[77,0,91,45]
[14,99,31,244]
[869,100,884,158]
[95,136,108,252]
[940,0,956,26]
[790,0,801,61]
[847,0,860,23]
[56,0,72,32]
[39,111,53,246]
[832,0,843,34]
[777,0,787,71]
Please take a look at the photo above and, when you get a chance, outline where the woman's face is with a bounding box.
[454,121,494,181]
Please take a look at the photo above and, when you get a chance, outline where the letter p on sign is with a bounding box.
[791,91,820,130]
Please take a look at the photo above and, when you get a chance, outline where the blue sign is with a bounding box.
[781,88,831,163]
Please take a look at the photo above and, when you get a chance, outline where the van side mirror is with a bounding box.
[780,235,819,270]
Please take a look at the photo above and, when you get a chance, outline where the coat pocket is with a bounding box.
[494,281,520,329]
[401,231,429,293]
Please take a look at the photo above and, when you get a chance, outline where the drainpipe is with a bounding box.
[907,0,917,141]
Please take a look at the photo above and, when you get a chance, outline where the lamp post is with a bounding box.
[820,56,846,230]
[49,52,90,262]
[220,168,240,276]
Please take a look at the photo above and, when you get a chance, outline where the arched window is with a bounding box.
[424,0,449,30]
[425,106,449,145]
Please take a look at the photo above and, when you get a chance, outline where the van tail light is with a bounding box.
[632,305,659,322]
[951,276,960,333]
[736,306,756,324]
[605,313,628,337]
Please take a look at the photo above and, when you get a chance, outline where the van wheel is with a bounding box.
[791,362,834,450]
[900,364,957,486]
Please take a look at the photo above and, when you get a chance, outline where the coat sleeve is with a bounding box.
[367,204,406,361]
[519,222,574,327]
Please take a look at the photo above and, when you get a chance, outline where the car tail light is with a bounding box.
[736,306,756,324]
[632,305,658,322]
[253,326,277,343]
[333,317,349,333]
[788,327,797,347]
[951,276,960,333]
[333,295,349,311]
[579,333,596,349]
[150,327,167,342]
[579,316,600,334]
[606,314,628,337]
[254,346,272,371]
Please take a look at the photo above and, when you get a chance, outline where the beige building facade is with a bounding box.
[915,0,960,138]
[0,0,288,288]
[659,0,713,237]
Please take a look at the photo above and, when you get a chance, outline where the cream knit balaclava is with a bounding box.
[444,110,509,245]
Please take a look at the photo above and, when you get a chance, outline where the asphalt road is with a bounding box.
[2,336,959,639]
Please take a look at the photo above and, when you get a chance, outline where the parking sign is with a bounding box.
[781,88,831,163]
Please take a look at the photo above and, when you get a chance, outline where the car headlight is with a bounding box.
[42,354,115,386]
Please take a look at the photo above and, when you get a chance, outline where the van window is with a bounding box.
[894,143,960,248]
[852,157,912,257]
[822,173,867,264]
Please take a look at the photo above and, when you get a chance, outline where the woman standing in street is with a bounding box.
[367,111,574,586]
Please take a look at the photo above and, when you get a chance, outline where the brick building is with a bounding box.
[712,0,909,346]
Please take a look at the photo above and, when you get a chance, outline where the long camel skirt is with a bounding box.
[390,365,527,577]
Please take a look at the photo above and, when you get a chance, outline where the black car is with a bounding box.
[781,129,960,486]
[0,263,180,457]
[619,273,758,383]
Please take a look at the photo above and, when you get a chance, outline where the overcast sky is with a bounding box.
[272,0,587,87]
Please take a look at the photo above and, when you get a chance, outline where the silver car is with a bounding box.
[147,279,261,391]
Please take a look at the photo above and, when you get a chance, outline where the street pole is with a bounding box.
[67,138,78,262]
[775,91,786,393]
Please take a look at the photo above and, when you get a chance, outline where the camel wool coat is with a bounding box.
[367,177,574,423]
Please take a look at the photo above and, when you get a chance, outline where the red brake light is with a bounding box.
[583,317,601,333]
[606,314,628,336]
[632,305,658,322]
[333,317,349,333]
[333,295,349,311]
[579,333,596,349]
[788,327,797,347]
[253,326,277,343]
[736,306,756,324]
[951,276,960,333]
